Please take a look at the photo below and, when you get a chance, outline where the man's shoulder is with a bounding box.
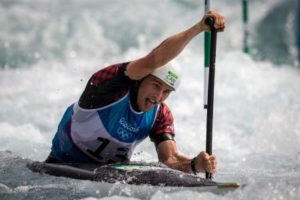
[158,102,173,115]
[78,62,131,109]
[90,62,130,86]
[155,102,174,124]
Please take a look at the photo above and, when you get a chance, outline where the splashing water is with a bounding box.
[1,0,300,199]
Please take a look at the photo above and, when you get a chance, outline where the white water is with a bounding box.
[1,0,300,199]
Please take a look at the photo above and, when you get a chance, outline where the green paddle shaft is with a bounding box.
[204,0,212,108]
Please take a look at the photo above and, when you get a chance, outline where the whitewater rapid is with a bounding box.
[1,0,300,199]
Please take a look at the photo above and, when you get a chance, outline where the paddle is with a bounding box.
[205,17,217,180]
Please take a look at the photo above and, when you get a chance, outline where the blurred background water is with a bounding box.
[0,0,300,199]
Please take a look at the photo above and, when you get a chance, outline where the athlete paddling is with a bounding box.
[46,11,225,175]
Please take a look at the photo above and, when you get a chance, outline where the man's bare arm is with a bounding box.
[156,140,217,174]
[126,11,225,80]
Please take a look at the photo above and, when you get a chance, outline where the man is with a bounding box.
[46,11,225,175]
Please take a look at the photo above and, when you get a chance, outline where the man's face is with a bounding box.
[137,75,174,112]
